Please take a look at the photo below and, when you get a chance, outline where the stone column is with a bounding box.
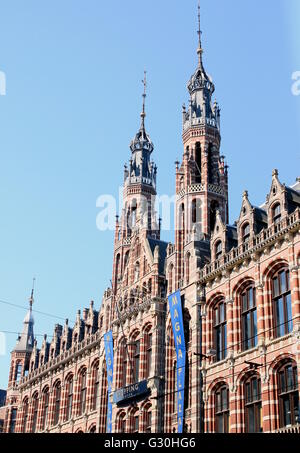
[290,265,300,327]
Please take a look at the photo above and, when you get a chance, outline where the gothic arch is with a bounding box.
[262,258,289,282]
[232,277,255,299]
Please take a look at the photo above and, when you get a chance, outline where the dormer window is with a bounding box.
[242,223,250,243]
[273,203,281,224]
[215,241,222,260]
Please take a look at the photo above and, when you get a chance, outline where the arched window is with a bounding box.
[213,300,227,362]
[53,382,61,426]
[22,398,29,433]
[118,412,126,433]
[41,388,49,431]
[215,384,229,433]
[145,330,152,378]
[66,376,73,421]
[215,241,222,260]
[273,203,281,224]
[32,393,39,433]
[244,375,262,432]
[272,268,292,337]
[79,369,87,415]
[241,285,257,350]
[242,223,250,243]
[89,425,96,433]
[92,362,99,411]
[278,362,299,427]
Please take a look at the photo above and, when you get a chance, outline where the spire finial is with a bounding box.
[140,70,147,129]
[29,277,35,307]
[197,0,203,66]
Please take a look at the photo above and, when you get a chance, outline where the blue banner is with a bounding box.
[168,290,186,433]
[104,330,114,433]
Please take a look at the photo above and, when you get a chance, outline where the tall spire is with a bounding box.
[140,70,147,130]
[29,277,35,307]
[197,0,203,67]
[13,282,35,352]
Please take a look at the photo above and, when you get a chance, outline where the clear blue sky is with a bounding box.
[0,0,299,389]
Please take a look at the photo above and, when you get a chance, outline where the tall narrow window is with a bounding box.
[121,342,127,388]
[278,362,299,427]
[207,143,213,184]
[53,382,61,426]
[273,203,281,224]
[93,365,99,411]
[145,408,152,433]
[133,340,140,383]
[215,241,222,260]
[80,370,87,415]
[119,413,126,433]
[22,399,29,433]
[133,411,139,433]
[42,388,49,431]
[32,394,39,433]
[168,264,174,294]
[210,200,219,232]
[186,253,190,284]
[242,286,257,350]
[195,142,202,183]
[192,199,197,224]
[244,376,262,433]
[242,223,250,243]
[146,332,152,378]
[215,385,229,433]
[9,408,17,433]
[214,300,227,361]
[15,363,22,383]
[66,377,73,421]
[272,269,292,337]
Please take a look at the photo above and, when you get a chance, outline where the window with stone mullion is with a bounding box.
[241,286,257,350]
[272,269,293,338]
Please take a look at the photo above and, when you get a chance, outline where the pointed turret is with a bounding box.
[184,0,220,131]
[127,72,156,189]
[13,287,35,353]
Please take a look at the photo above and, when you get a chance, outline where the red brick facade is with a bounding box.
[3,6,300,434]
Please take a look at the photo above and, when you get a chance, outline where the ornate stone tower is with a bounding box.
[112,73,160,296]
[174,2,229,288]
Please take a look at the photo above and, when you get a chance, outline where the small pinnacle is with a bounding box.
[272,169,278,177]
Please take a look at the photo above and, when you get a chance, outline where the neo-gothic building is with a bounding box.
[3,5,300,434]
